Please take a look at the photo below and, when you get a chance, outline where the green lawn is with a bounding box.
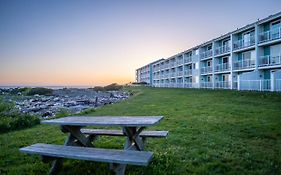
[1,87,281,175]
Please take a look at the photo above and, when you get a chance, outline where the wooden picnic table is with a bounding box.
[38,116,165,174]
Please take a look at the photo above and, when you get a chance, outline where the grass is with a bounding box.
[0,87,281,175]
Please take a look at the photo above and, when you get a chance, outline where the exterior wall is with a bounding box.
[136,12,281,92]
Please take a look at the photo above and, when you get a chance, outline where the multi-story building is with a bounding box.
[136,59,164,85]
[136,12,281,92]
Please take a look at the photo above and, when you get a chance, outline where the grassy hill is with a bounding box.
[1,87,281,175]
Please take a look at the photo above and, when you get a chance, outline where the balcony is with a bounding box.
[184,83,192,88]
[184,69,192,76]
[176,71,183,76]
[201,66,212,74]
[214,45,230,56]
[200,50,212,59]
[184,56,192,64]
[214,63,230,72]
[233,36,255,50]
[215,81,231,89]
[176,83,183,88]
[177,60,183,65]
[200,82,213,88]
[170,72,176,77]
[259,27,281,43]
[259,55,281,67]
[233,59,255,70]
[170,62,176,67]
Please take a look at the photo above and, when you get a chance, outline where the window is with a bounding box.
[195,49,199,55]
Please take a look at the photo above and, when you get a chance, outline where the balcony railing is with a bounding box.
[259,55,281,67]
[184,56,192,64]
[176,71,183,76]
[215,81,231,89]
[233,59,255,70]
[176,83,183,88]
[177,60,183,65]
[170,72,176,77]
[200,82,213,88]
[239,79,271,91]
[184,83,192,88]
[276,79,281,91]
[170,62,176,67]
[184,69,192,76]
[259,27,281,43]
[233,35,255,50]
[214,63,230,72]
[201,66,212,74]
[200,50,213,59]
[214,45,230,55]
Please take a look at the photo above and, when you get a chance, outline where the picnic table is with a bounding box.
[20,116,168,175]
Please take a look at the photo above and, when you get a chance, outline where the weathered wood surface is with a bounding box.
[81,129,169,138]
[41,116,164,127]
[20,143,153,166]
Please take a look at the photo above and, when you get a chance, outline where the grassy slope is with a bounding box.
[0,87,281,175]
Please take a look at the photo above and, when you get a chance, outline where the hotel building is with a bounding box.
[135,12,281,92]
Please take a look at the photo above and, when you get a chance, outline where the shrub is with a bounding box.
[0,100,40,133]
[26,87,53,96]
[104,83,123,91]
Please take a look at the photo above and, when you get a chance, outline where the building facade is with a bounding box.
[135,59,164,85]
[136,12,281,92]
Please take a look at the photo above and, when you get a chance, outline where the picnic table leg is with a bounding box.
[110,127,146,175]
[48,133,77,174]
[123,127,145,151]
[49,126,94,174]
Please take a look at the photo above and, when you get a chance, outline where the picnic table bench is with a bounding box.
[20,116,168,175]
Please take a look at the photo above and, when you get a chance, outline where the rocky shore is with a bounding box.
[0,88,130,118]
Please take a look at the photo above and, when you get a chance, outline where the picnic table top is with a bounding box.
[41,116,164,127]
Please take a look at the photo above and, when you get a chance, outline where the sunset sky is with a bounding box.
[0,0,281,86]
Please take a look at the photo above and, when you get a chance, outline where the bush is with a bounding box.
[104,83,123,91]
[26,87,53,96]
[92,83,123,91]
[0,100,40,133]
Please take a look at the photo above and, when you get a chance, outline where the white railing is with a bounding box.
[233,35,255,50]
[239,79,271,91]
[176,71,183,76]
[184,57,192,64]
[170,62,176,67]
[170,72,176,77]
[215,81,231,89]
[175,83,183,88]
[201,66,212,74]
[214,63,230,72]
[214,45,230,55]
[184,83,193,88]
[233,59,255,70]
[275,79,281,91]
[200,82,213,88]
[259,55,281,67]
[184,69,192,76]
[259,27,281,43]
[200,50,213,59]
[177,60,183,65]
[232,81,238,89]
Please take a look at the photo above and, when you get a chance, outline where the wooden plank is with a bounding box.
[20,143,153,166]
[41,116,164,127]
[81,129,169,138]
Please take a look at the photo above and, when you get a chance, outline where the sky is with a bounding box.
[0,0,281,86]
